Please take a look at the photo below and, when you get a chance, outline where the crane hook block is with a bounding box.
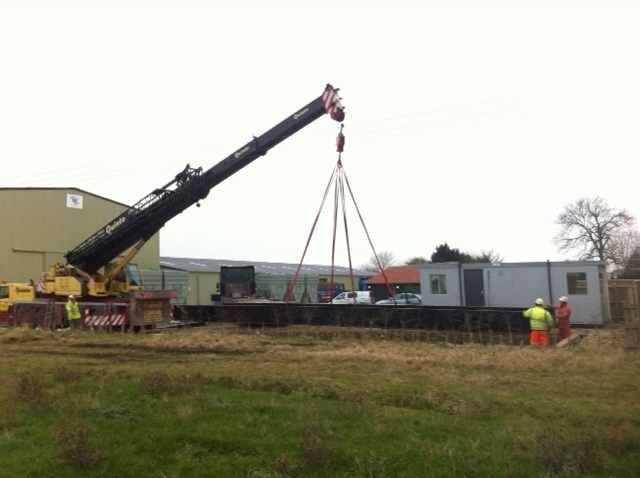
[336,125,345,153]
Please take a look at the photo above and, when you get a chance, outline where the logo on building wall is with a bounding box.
[66,194,83,209]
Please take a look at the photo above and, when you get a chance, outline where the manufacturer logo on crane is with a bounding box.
[293,107,310,120]
[105,216,126,235]
[234,146,250,159]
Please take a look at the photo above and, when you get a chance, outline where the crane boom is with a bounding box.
[65,84,345,274]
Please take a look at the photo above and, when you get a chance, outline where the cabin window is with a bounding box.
[567,272,588,295]
[430,274,447,294]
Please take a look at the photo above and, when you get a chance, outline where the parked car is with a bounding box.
[375,293,422,305]
[330,290,375,304]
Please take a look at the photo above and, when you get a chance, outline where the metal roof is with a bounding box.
[366,265,420,284]
[0,187,130,207]
[160,256,372,276]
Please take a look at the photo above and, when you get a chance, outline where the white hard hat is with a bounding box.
[68,295,74,299]
[559,296,568,302]
[535,298,544,305]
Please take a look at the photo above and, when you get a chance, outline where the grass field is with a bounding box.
[0,324,638,477]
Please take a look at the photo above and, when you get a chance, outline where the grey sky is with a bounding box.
[2,0,638,268]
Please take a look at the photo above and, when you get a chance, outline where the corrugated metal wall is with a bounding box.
[141,269,189,305]
[255,273,319,302]
[186,271,220,305]
[0,188,161,282]
[164,269,359,306]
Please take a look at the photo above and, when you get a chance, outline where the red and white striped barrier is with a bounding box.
[84,314,126,327]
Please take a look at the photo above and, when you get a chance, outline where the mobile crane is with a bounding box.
[10,84,345,330]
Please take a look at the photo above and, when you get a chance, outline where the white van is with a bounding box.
[330,290,375,305]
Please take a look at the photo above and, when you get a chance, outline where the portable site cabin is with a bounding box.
[418,261,610,325]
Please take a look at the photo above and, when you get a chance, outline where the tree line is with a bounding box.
[360,196,639,279]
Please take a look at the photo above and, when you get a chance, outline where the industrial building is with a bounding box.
[0,188,160,282]
[156,256,371,306]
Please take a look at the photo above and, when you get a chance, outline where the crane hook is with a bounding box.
[336,124,345,153]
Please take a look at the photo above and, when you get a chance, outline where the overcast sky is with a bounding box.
[2,0,639,269]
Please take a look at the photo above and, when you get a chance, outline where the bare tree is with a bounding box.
[405,256,429,265]
[359,251,396,272]
[553,197,636,262]
[608,228,640,276]
[618,245,640,279]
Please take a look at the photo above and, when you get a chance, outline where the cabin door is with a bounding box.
[463,269,484,306]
